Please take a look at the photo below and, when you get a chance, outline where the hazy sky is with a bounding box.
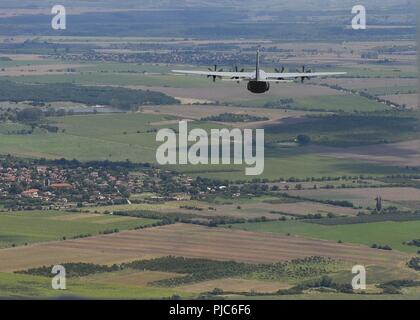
[0,0,415,11]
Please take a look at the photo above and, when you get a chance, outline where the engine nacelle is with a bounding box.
[247,81,270,94]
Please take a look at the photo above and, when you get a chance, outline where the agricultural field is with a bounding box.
[0,272,191,299]
[317,139,420,167]
[141,104,310,124]
[0,223,408,272]
[285,187,420,209]
[172,154,416,181]
[291,95,388,112]
[319,78,418,91]
[0,223,414,299]
[0,110,416,181]
[380,94,418,109]
[85,195,359,220]
[232,219,420,254]
[0,112,167,163]
[0,0,418,300]
[0,210,157,248]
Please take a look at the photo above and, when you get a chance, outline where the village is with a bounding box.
[0,157,200,211]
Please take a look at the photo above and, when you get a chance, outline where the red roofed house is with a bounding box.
[21,189,40,198]
[50,183,73,190]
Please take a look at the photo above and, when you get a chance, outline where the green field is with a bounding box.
[0,59,78,68]
[364,86,418,96]
[4,71,232,88]
[264,111,420,147]
[0,122,31,134]
[0,112,414,181]
[229,94,389,112]
[231,220,420,253]
[0,113,168,162]
[1,61,275,90]
[0,211,157,248]
[0,272,190,299]
[333,66,417,79]
[6,270,420,299]
[174,153,412,180]
[230,288,420,300]
[292,95,388,112]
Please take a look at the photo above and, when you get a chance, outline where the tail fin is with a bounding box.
[255,49,260,81]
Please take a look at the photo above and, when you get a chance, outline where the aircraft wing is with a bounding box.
[265,71,346,79]
[172,70,255,79]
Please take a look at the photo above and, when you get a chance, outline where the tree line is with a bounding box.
[0,80,179,111]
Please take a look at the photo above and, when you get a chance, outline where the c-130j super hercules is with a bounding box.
[172,50,346,94]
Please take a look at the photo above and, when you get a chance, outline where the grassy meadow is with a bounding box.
[0,272,191,299]
[0,210,157,248]
[0,111,415,181]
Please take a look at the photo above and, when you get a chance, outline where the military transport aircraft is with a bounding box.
[172,50,346,94]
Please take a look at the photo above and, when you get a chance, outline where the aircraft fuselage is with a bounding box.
[247,68,270,93]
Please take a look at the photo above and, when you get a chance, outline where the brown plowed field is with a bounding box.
[0,224,408,272]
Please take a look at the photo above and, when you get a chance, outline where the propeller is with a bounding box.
[234,65,245,73]
[231,65,245,83]
[275,66,285,73]
[275,66,285,80]
[295,65,312,83]
[207,65,223,82]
